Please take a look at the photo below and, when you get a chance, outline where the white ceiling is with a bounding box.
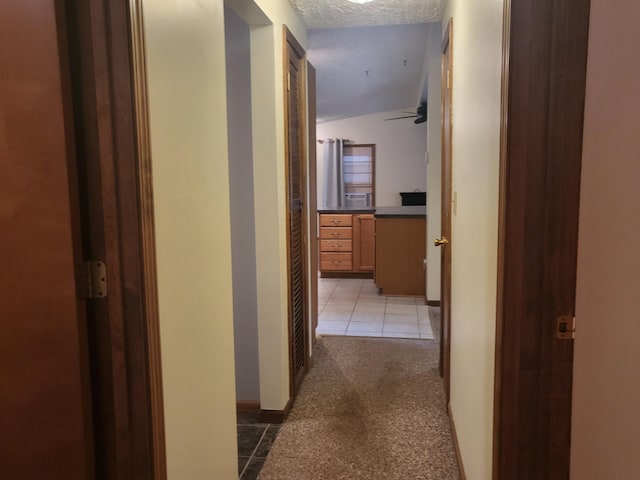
[290,0,445,29]
[308,24,433,123]
[292,0,444,123]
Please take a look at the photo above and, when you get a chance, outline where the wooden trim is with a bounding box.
[259,398,293,424]
[492,0,511,478]
[439,18,453,401]
[62,0,167,476]
[129,1,167,478]
[448,404,467,480]
[343,143,376,206]
[285,26,305,61]
[426,300,441,307]
[236,401,261,415]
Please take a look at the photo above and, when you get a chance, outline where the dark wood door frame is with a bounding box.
[64,0,166,477]
[493,0,591,478]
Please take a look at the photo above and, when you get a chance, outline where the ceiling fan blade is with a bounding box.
[384,114,419,121]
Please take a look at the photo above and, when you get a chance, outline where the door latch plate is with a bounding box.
[556,316,576,340]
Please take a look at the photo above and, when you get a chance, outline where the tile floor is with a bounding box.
[317,278,434,339]
[236,412,281,479]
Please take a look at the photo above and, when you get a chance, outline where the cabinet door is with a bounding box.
[353,214,375,271]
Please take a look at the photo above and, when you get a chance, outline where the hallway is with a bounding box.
[258,327,459,479]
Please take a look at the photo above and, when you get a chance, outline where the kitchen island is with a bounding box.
[374,206,426,296]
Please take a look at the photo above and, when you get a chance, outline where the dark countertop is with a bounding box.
[317,207,376,214]
[317,206,426,217]
[374,206,426,218]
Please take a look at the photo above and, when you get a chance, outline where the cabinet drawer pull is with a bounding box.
[331,219,342,224]
[331,232,341,237]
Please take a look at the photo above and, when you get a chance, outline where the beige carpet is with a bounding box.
[259,336,460,479]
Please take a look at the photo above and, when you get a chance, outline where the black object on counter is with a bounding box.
[399,192,426,206]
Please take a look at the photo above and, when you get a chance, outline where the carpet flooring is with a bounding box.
[258,335,460,479]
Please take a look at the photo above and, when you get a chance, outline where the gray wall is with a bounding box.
[224,4,260,402]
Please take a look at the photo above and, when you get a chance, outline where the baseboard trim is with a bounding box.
[448,403,467,480]
[236,401,260,414]
[427,300,441,307]
[259,398,292,424]
[320,272,373,279]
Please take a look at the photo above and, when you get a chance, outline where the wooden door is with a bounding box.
[438,20,453,402]
[0,2,94,478]
[284,28,309,396]
[493,0,590,477]
[353,214,375,271]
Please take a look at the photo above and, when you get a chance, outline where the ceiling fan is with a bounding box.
[384,102,427,124]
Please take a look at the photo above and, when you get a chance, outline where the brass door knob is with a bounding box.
[434,237,449,247]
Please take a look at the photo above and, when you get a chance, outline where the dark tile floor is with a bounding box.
[237,412,281,480]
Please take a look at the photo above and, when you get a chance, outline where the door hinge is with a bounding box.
[447,69,451,89]
[85,261,108,299]
[287,72,291,92]
[556,315,576,340]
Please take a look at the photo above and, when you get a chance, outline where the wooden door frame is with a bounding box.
[493,0,591,478]
[440,19,453,402]
[283,26,310,398]
[342,143,376,207]
[65,0,166,477]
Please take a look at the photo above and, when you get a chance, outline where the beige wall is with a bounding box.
[316,111,428,207]
[143,0,237,478]
[442,0,504,478]
[571,1,640,478]
[144,0,308,474]
[238,0,307,411]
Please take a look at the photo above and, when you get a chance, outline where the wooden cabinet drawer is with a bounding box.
[320,253,352,271]
[320,214,353,227]
[319,227,352,240]
[320,239,352,252]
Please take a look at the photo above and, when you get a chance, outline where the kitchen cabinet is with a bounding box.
[353,214,375,271]
[319,213,374,276]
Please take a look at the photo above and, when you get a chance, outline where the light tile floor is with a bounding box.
[317,278,434,339]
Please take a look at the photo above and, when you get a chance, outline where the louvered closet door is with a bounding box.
[285,29,308,397]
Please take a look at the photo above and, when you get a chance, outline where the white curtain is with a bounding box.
[321,138,344,208]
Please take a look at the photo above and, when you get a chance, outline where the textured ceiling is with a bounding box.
[290,0,445,29]
[309,23,439,123]
[295,0,444,123]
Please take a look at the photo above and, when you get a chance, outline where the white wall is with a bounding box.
[442,1,504,478]
[224,4,260,403]
[143,0,237,477]
[425,23,443,303]
[571,1,640,478]
[317,111,427,207]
